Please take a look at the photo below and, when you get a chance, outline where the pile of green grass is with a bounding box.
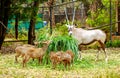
[36,26,79,62]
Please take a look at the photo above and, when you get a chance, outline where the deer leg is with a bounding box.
[32,58,34,61]
[23,57,26,67]
[38,57,41,64]
[52,61,56,69]
[63,60,68,70]
[95,47,101,61]
[98,41,108,63]
[79,51,82,60]
[15,53,20,63]
[40,56,43,64]
[64,62,67,69]
[23,55,30,67]
[38,57,42,64]
[102,48,108,63]
[104,50,108,63]
[101,43,108,63]
[78,44,82,60]
[67,61,71,70]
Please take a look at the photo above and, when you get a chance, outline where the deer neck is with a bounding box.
[42,44,49,51]
[72,28,76,35]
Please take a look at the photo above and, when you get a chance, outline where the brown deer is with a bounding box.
[49,50,74,69]
[22,41,50,67]
[49,51,63,69]
[15,44,35,63]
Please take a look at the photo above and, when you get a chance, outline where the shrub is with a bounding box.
[47,35,78,59]
[106,39,120,47]
[36,26,79,63]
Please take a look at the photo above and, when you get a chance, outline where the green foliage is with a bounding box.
[86,0,116,32]
[47,35,78,59]
[55,24,68,35]
[6,26,28,40]
[36,27,50,42]
[35,23,68,42]
[106,39,120,48]
[18,28,28,40]
[36,25,78,60]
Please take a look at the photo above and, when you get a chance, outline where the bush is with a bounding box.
[36,26,79,61]
[106,39,120,47]
[47,35,78,59]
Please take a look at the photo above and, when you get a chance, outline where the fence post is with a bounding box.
[49,6,52,35]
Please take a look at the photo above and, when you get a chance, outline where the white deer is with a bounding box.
[64,7,108,62]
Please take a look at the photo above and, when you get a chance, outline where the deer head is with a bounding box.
[64,7,76,36]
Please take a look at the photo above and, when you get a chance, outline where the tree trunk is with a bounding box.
[52,7,55,27]
[117,1,120,35]
[49,7,53,35]
[48,0,55,35]
[15,14,19,39]
[28,19,36,45]
[0,0,4,38]
[28,0,40,45]
[0,0,11,50]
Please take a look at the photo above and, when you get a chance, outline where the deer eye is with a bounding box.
[68,29,70,32]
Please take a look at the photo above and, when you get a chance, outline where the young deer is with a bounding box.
[49,51,63,69]
[49,50,74,69]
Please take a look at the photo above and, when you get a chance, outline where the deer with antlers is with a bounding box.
[64,7,108,62]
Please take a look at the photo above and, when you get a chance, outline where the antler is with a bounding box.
[64,7,76,27]
[64,8,70,26]
[72,7,76,26]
